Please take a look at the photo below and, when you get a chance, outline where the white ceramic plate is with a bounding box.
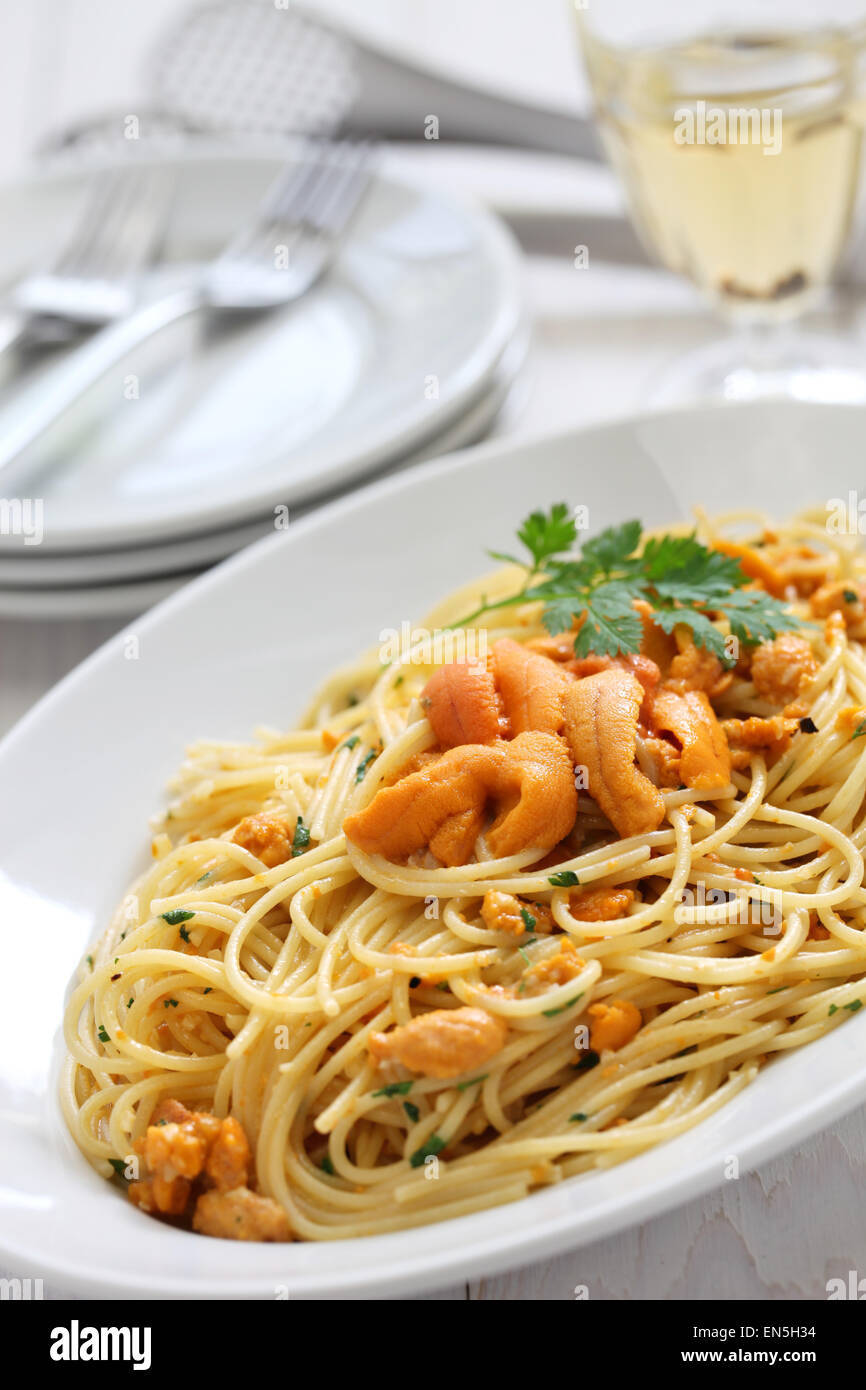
[0,326,528,594]
[3,401,866,1300]
[0,339,526,619]
[0,148,522,552]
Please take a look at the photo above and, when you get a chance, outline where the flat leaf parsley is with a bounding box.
[457,505,802,662]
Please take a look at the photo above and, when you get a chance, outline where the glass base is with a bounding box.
[650,332,866,408]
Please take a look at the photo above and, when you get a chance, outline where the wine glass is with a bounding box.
[573,0,866,403]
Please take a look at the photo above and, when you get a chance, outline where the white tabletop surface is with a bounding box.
[3,0,866,1303]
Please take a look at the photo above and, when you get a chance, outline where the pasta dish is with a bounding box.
[62,504,866,1242]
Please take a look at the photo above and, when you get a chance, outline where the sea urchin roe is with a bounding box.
[564,668,665,839]
[368,1006,508,1079]
[480,890,554,936]
[491,637,572,736]
[588,999,642,1052]
[650,688,731,792]
[421,659,503,748]
[750,634,818,706]
[568,886,636,922]
[343,731,577,867]
[232,812,294,867]
[127,1099,290,1241]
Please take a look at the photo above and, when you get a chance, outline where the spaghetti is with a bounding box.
[61,507,866,1240]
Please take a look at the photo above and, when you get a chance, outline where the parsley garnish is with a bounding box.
[108,1158,128,1178]
[163,998,179,1008]
[844,589,858,603]
[292,816,310,857]
[409,1134,447,1168]
[320,1155,335,1175]
[549,870,580,887]
[569,1112,588,1123]
[203,987,212,995]
[373,1080,413,1098]
[846,999,863,1013]
[542,993,583,1018]
[403,1101,420,1124]
[459,506,803,660]
[852,720,866,741]
[179,925,191,943]
[161,909,195,925]
[456,1073,488,1092]
[342,735,360,751]
[519,906,536,932]
[97,1025,110,1043]
[355,749,379,783]
[829,1004,839,1015]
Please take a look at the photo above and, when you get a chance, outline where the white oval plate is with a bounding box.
[2,401,866,1300]
[0,337,526,619]
[0,148,522,552]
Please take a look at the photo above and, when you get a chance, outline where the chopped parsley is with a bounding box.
[342,735,360,751]
[355,749,379,783]
[292,816,311,857]
[108,1158,128,1179]
[844,589,858,603]
[846,999,863,1013]
[86,954,93,968]
[549,870,580,887]
[459,506,804,661]
[320,1155,335,1175]
[520,906,536,932]
[409,1134,447,1168]
[163,998,179,1008]
[161,909,195,925]
[203,987,212,995]
[97,1025,110,1043]
[195,870,214,886]
[403,1101,420,1124]
[457,1073,488,1092]
[852,719,866,741]
[766,986,787,995]
[542,992,583,1018]
[179,925,191,943]
[372,1080,413,1098]
[569,1113,588,1123]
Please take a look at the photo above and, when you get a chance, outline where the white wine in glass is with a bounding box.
[575,2,866,402]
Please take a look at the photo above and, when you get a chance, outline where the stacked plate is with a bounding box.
[0,148,526,617]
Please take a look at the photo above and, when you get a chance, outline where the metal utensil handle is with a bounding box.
[0,286,203,496]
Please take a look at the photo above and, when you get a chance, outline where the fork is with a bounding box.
[0,166,173,354]
[0,141,374,492]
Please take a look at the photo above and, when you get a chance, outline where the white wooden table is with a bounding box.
[4,0,866,1302]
